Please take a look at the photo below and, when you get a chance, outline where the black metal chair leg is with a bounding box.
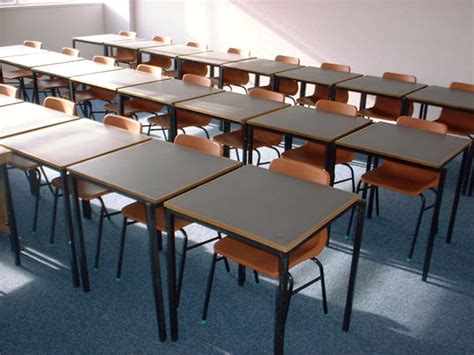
[39,166,54,195]
[253,270,260,284]
[116,217,128,282]
[346,180,362,237]
[375,187,380,216]
[284,273,294,325]
[176,229,189,305]
[408,194,426,261]
[201,253,218,324]
[346,163,356,193]
[238,264,246,286]
[197,126,210,139]
[157,230,163,251]
[217,232,231,272]
[97,197,112,222]
[313,258,328,314]
[94,206,105,271]
[255,149,262,166]
[32,174,41,235]
[234,147,240,162]
[49,188,60,245]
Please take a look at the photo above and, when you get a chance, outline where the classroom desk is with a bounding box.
[104,39,171,62]
[69,68,169,101]
[177,51,255,85]
[164,165,365,354]
[0,94,22,107]
[1,51,84,103]
[248,105,371,182]
[0,147,20,266]
[275,66,362,100]
[117,78,224,140]
[139,45,209,73]
[1,119,150,290]
[175,91,289,162]
[337,122,470,281]
[72,33,135,55]
[222,58,301,88]
[0,102,78,138]
[0,44,45,83]
[336,75,426,115]
[67,139,241,342]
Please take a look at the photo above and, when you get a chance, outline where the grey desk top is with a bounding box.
[1,119,150,169]
[406,85,474,112]
[73,34,133,45]
[0,45,45,59]
[337,122,470,168]
[178,51,255,66]
[68,139,241,204]
[175,91,289,123]
[140,44,208,58]
[0,95,22,107]
[2,51,83,69]
[249,105,371,142]
[276,66,361,86]
[0,102,77,139]
[223,58,301,76]
[336,75,426,98]
[165,165,358,253]
[33,59,122,78]
[118,78,224,105]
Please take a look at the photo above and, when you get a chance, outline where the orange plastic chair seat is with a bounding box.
[148,110,211,129]
[113,51,136,64]
[297,89,348,107]
[71,88,116,103]
[105,100,163,116]
[215,230,328,278]
[10,155,39,171]
[145,55,172,70]
[282,142,355,168]
[436,111,474,136]
[361,162,440,196]
[260,79,298,96]
[3,69,33,80]
[121,202,190,232]
[51,177,109,201]
[37,78,69,91]
[359,107,399,121]
[213,128,282,149]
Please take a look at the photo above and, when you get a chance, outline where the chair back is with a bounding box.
[119,31,136,38]
[249,88,285,103]
[183,73,212,87]
[396,116,447,134]
[103,114,142,134]
[43,97,75,115]
[61,47,80,57]
[186,41,207,49]
[270,158,330,185]
[136,64,162,77]
[315,99,357,117]
[23,40,42,49]
[275,55,300,65]
[370,72,417,117]
[175,134,223,157]
[93,55,116,66]
[273,55,300,96]
[312,63,351,103]
[152,35,172,44]
[228,47,250,56]
[0,84,18,98]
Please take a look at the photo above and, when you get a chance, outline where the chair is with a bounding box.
[111,30,137,67]
[259,55,300,103]
[213,88,285,165]
[434,82,474,136]
[147,74,215,139]
[2,40,42,100]
[297,63,350,107]
[171,42,208,78]
[359,72,416,121]
[201,158,329,325]
[11,97,75,233]
[0,84,18,98]
[210,48,251,93]
[37,47,81,97]
[104,64,165,118]
[109,135,228,298]
[67,55,117,119]
[49,114,140,246]
[348,116,448,260]
[282,100,359,191]
[143,35,173,69]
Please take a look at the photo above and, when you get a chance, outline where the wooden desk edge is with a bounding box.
[0,148,12,165]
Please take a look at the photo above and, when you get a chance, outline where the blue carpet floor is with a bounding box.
[1,108,473,354]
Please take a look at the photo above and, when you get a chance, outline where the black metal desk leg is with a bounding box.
[168,106,178,143]
[343,200,366,331]
[68,80,76,103]
[299,82,306,99]
[60,170,81,288]
[367,157,379,218]
[461,137,473,195]
[242,124,248,165]
[284,136,293,151]
[248,126,254,165]
[324,143,336,186]
[328,85,336,100]
[1,165,21,266]
[145,202,167,342]
[166,210,178,341]
[400,98,408,116]
[422,168,446,281]
[118,93,125,116]
[103,44,108,56]
[177,59,183,79]
[70,176,90,292]
[361,155,373,200]
[272,75,279,92]
[223,121,230,158]
[33,72,40,104]
[218,67,224,89]
[359,93,367,111]
[446,149,468,244]
[254,74,260,87]
[274,254,290,355]
[137,50,142,65]
[72,39,76,49]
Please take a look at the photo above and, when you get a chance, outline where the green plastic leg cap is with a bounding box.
[200,319,208,326]
[32,231,36,236]
[323,313,329,318]
[344,235,350,240]
[406,257,412,263]
[49,244,54,248]
[93,268,98,273]
[116,277,122,283]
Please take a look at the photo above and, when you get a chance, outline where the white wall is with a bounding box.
[134,0,474,88]
[0,3,104,58]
